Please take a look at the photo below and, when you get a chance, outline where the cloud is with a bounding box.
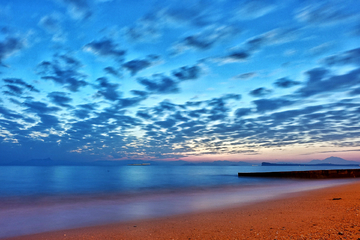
[129,90,147,98]
[136,110,152,120]
[273,77,301,88]
[218,50,251,63]
[228,50,251,60]
[138,74,179,94]
[123,12,164,42]
[172,25,240,54]
[172,111,190,122]
[14,99,63,131]
[235,108,252,117]
[39,14,66,42]
[245,102,360,147]
[217,27,300,64]
[72,109,91,119]
[65,104,142,148]
[0,105,23,120]
[152,100,178,115]
[297,67,360,97]
[253,97,295,112]
[234,0,277,20]
[95,107,141,129]
[172,65,202,81]
[78,103,96,110]
[321,47,360,66]
[37,54,88,92]
[295,1,355,26]
[351,24,360,36]
[249,87,272,97]
[84,39,126,61]
[245,36,269,52]
[269,105,323,123]
[8,98,22,106]
[187,108,207,118]
[47,92,73,108]
[163,0,220,27]
[59,0,92,20]
[3,84,23,96]
[213,105,328,147]
[206,94,241,121]
[94,77,121,101]
[39,15,61,32]
[24,100,60,114]
[71,103,97,119]
[222,93,241,101]
[174,36,211,52]
[0,37,24,66]
[104,66,121,78]
[117,96,147,109]
[3,78,39,93]
[348,87,360,96]
[185,100,203,107]
[34,114,61,130]
[154,118,177,129]
[2,0,360,162]
[309,42,334,56]
[247,28,300,51]
[122,55,160,76]
[232,72,257,80]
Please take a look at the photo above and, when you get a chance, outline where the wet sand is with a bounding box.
[8,180,360,240]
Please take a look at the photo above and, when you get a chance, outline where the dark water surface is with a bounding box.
[2,165,359,197]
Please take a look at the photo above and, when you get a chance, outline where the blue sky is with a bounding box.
[0,0,360,163]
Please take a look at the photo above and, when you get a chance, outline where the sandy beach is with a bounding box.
[8,180,360,240]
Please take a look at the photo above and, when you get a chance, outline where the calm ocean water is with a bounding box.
[2,165,359,197]
[1,165,359,238]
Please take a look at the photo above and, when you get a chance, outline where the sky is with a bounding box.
[0,0,360,164]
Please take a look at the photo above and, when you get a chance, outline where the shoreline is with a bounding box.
[6,180,360,240]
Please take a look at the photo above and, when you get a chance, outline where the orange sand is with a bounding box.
[8,181,360,240]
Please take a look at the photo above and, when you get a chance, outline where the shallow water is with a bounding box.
[0,165,359,238]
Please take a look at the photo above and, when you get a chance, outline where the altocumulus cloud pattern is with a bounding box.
[0,0,360,164]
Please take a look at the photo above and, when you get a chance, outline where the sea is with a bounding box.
[1,165,359,238]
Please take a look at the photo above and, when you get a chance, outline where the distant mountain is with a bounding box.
[3,156,358,167]
[65,159,253,166]
[308,156,360,165]
[26,157,54,166]
[96,160,253,166]
[263,156,360,167]
[191,160,253,166]
[24,158,88,166]
[2,158,254,166]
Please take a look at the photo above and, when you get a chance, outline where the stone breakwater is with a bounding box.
[238,169,360,179]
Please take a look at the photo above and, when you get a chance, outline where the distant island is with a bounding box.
[262,156,360,167]
[1,156,359,167]
[127,163,151,166]
[262,162,360,167]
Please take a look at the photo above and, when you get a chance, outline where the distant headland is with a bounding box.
[1,156,359,167]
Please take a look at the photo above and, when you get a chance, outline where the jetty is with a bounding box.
[238,169,360,179]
